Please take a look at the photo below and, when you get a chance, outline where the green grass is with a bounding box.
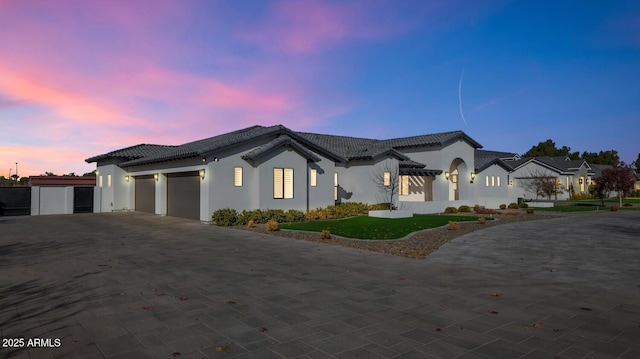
[535,205,607,212]
[565,198,640,204]
[279,214,491,240]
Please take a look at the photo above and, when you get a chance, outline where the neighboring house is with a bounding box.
[85,125,483,221]
[498,156,592,201]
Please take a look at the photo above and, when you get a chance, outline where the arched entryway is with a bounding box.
[448,158,468,201]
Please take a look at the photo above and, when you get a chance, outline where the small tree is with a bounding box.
[596,164,636,207]
[370,162,399,211]
[519,170,563,200]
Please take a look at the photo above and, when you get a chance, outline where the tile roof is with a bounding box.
[85,144,177,163]
[87,124,483,167]
[507,156,588,174]
[381,130,482,149]
[241,135,321,163]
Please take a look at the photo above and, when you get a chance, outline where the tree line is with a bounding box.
[523,139,640,169]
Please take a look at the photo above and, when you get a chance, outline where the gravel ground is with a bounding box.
[233,212,553,259]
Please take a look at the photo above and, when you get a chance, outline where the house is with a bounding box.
[473,150,521,208]
[85,125,483,221]
[473,152,598,202]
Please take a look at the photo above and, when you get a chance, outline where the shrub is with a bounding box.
[212,208,238,226]
[623,203,632,207]
[247,219,255,228]
[499,204,507,210]
[368,203,389,211]
[444,207,458,214]
[473,204,481,212]
[478,217,486,224]
[571,193,594,200]
[264,209,286,223]
[526,208,534,215]
[508,203,519,209]
[458,205,471,213]
[448,221,460,230]
[475,207,498,215]
[306,202,375,221]
[320,229,331,240]
[284,209,305,223]
[610,205,619,212]
[518,202,529,209]
[266,219,279,231]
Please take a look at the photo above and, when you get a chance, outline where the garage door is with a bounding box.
[167,171,200,220]
[135,175,155,214]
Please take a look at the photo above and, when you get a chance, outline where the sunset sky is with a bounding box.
[1,0,639,177]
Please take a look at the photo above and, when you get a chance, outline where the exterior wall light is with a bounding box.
[202,157,206,162]
[509,180,514,186]
[444,171,450,180]
[154,173,159,182]
[579,178,583,185]
[470,172,476,183]
[213,157,219,162]
[199,169,205,180]
[125,175,129,183]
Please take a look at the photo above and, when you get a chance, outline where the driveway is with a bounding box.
[1,211,639,358]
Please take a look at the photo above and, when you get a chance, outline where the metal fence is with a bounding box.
[0,187,31,216]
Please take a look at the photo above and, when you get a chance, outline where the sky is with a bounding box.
[1,0,639,177]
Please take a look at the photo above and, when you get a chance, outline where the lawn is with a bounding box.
[564,198,640,204]
[535,205,607,212]
[278,214,490,239]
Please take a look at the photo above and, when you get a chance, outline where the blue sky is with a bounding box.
[1,0,638,176]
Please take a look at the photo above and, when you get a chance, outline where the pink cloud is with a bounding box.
[240,0,459,54]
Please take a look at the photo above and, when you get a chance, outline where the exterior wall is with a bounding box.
[257,149,309,212]
[510,162,568,200]
[338,157,401,205]
[474,164,518,208]
[93,164,130,212]
[307,151,336,210]
[399,140,476,203]
[30,186,74,215]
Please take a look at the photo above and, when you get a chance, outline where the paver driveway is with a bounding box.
[1,211,639,359]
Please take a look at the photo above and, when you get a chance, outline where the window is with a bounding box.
[491,175,495,187]
[334,172,339,201]
[107,174,112,187]
[383,171,391,186]
[99,175,103,188]
[273,168,293,199]
[400,175,409,195]
[496,176,501,187]
[485,175,489,187]
[234,167,243,187]
[310,169,317,187]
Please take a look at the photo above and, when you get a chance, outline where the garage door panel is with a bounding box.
[135,175,155,214]
[167,172,200,220]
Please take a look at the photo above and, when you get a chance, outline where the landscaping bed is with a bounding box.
[236,213,550,259]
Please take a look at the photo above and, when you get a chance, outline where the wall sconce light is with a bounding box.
[579,178,583,185]
[199,169,205,180]
[154,173,159,182]
[444,171,450,180]
[509,180,514,186]
[470,172,476,183]
[125,175,129,183]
